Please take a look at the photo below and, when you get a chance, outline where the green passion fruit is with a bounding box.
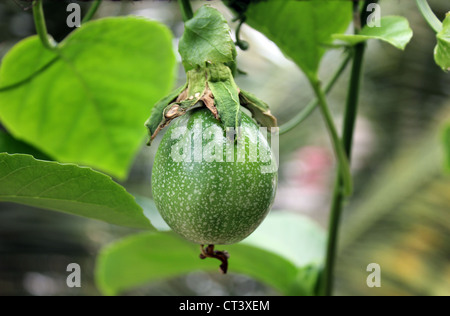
[151,108,277,245]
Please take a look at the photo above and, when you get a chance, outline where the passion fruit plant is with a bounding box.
[0,0,447,296]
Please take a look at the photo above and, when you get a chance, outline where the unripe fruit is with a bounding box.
[152,108,277,245]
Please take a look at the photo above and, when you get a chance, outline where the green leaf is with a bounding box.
[186,68,208,97]
[96,231,298,296]
[0,17,176,180]
[0,153,154,230]
[206,63,240,129]
[443,124,450,172]
[435,13,450,71]
[95,212,325,296]
[242,0,352,80]
[179,6,237,71]
[242,212,325,268]
[291,264,322,296]
[0,130,50,160]
[333,16,413,50]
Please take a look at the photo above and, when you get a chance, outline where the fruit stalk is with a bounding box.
[199,245,230,274]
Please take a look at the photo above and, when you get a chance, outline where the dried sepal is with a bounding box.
[239,89,277,129]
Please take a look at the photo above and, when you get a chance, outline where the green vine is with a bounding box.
[82,0,103,24]
[32,0,57,51]
[279,54,351,135]
[309,78,353,197]
[178,0,194,22]
[321,0,378,296]
[235,17,249,51]
[415,0,443,33]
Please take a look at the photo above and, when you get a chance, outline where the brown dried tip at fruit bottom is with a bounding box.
[199,244,230,274]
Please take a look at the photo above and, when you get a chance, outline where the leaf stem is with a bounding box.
[321,0,375,296]
[178,0,194,22]
[82,0,102,24]
[415,0,442,33]
[32,0,57,51]
[310,79,353,197]
[279,54,351,135]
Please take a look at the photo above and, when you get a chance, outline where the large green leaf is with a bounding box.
[333,16,413,50]
[242,212,325,268]
[96,232,298,296]
[435,13,450,71]
[0,17,176,179]
[179,6,236,71]
[242,0,352,79]
[0,130,50,160]
[95,212,325,296]
[0,153,154,230]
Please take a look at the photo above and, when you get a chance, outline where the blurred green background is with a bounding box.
[0,0,449,296]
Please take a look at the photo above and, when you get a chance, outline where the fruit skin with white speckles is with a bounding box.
[151,108,278,245]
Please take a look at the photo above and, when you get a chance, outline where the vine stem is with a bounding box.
[178,0,194,22]
[415,0,442,33]
[32,0,57,51]
[321,44,365,296]
[320,0,376,296]
[279,54,352,135]
[310,79,352,197]
[82,0,102,24]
